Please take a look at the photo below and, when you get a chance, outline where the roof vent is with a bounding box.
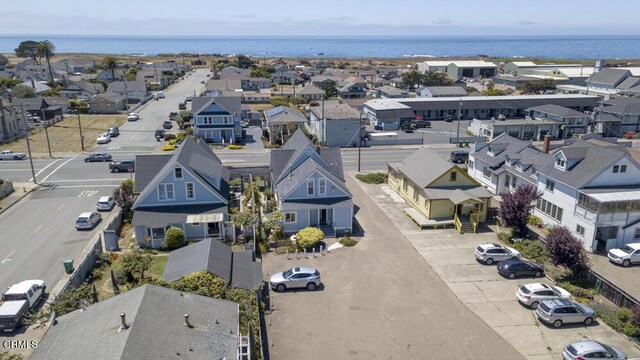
[120,313,129,329]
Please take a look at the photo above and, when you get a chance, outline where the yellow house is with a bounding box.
[387,148,492,233]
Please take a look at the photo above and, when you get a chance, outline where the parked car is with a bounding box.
[155,91,165,99]
[474,243,520,265]
[96,132,111,144]
[497,258,544,279]
[155,129,166,138]
[450,150,470,164]
[96,196,116,211]
[178,102,186,110]
[562,340,626,360]
[169,112,178,120]
[0,150,27,160]
[108,126,120,137]
[109,160,135,173]
[75,211,102,230]
[200,80,205,84]
[515,283,571,309]
[608,242,640,267]
[270,266,321,292]
[84,152,112,162]
[185,95,193,102]
[0,280,46,332]
[241,121,249,128]
[127,113,139,121]
[536,299,596,328]
[163,120,173,129]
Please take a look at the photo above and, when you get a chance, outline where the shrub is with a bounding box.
[510,239,548,264]
[295,227,324,250]
[632,304,640,327]
[527,215,542,226]
[547,226,590,279]
[499,184,541,237]
[556,281,598,301]
[339,237,357,247]
[162,226,185,249]
[113,268,130,285]
[227,144,244,150]
[497,229,513,243]
[164,134,177,141]
[355,172,388,184]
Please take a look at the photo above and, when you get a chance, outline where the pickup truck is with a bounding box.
[0,280,46,332]
[0,150,27,160]
[109,160,135,173]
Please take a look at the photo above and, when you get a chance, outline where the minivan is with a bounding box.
[450,150,469,164]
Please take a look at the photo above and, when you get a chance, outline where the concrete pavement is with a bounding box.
[0,182,39,215]
[264,175,524,360]
[589,253,640,303]
[353,175,640,359]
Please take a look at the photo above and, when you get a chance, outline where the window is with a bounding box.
[151,227,165,238]
[555,158,565,167]
[402,178,408,192]
[635,228,640,239]
[545,180,555,192]
[483,167,491,179]
[621,165,627,173]
[284,212,296,223]
[613,165,619,173]
[307,179,314,196]
[413,186,419,202]
[468,160,474,169]
[576,225,585,236]
[319,178,326,195]
[203,116,212,125]
[223,116,231,124]
[536,198,563,222]
[505,175,510,187]
[186,182,195,199]
[511,176,517,189]
[174,167,183,180]
[158,184,174,201]
[450,171,457,182]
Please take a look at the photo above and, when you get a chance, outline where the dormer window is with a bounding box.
[450,171,457,181]
[556,159,565,167]
[174,167,183,180]
[613,165,627,173]
[515,163,523,172]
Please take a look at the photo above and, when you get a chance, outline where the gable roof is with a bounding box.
[309,102,360,120]
[601,97,640,116]
[616,76,640,90]
[472,134,533,168]
[264,106,307,125]
[588,68,631,87]
[393,148,457,188]
[420,86,468,97]
[163,238,262,289]
[526,104,586,117]
[205,79,242,91]
[106,81,147,93]
[192,96,242,115]
[376,85,408,96]
[296,84,324,95]
[30,285,239,360]
[134,154,173,193]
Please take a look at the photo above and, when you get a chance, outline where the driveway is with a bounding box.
[589,252,640,303]
[243,126,265,150]
[263,176,524,360]
[355,176,640,359]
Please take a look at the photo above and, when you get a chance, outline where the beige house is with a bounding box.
[388,148,492,233]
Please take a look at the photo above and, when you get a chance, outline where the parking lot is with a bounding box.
[263,175,524,360]
[356,176,640,360]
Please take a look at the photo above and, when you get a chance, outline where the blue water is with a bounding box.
[0,35,639,59]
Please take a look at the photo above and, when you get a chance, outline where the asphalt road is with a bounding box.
[0,186,114,293]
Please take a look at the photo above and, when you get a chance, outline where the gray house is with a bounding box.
[587,68,632,90]
[417,86,468,98]
[526,104,590,138]
[30,285,243,360]
[191,96,242,144]
[163,237,262,290]
[88,93,126,114]
[270,130,353,236]
[106,81,147,104]
[309,101,362,147]
[264,106,307,143]
[132,137,230,248]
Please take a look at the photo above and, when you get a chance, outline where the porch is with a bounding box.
[196,128,236,144]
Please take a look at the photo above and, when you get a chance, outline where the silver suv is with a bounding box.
[562,340,626,360]
[536,299,596,328]
[270,266,321,292]
[516,283,571,309]
[474,243,520,265]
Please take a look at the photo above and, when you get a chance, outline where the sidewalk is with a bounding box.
[0,182,39,216]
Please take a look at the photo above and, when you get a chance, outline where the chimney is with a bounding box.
[184,314,192,328]
[543,135,551,154]
[120,313,129,329]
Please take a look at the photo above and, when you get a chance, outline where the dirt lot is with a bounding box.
[2,114,126,156]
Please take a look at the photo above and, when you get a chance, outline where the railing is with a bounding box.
[454,213,462,233]
[470,213,480,233]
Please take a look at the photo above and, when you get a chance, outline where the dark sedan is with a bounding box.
[497,258,544,279]
[84,152,113,162]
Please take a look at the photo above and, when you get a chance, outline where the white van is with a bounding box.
[155,91,165,99]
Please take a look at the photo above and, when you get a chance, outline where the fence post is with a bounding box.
[295,249,299,259]
[320,245,324,256]
[312,247,316,258]
[286,249,289,260]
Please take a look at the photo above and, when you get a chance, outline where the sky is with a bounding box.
[1,0,639,37]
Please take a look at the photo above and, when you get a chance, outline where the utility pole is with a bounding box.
[76,110,85,151]
[41,109,52,157]
[358,111,363,172]
[20,103,36,184]
[456,98,462,146]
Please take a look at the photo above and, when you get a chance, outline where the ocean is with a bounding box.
[0,35,639,59]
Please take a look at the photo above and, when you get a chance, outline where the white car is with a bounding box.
[516,283,571,309]
[96,196,116,211]
[96,133,111,144]
[608,242,640,267]
[75,212,102,230]
[185,95,193,102]
[474,243,520,265]
[127,113,139,121]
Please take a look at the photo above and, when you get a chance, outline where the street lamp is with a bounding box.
[358,110,364,172]
[20,103,37,184]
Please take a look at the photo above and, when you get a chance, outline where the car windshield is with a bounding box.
[283,269,293,278]
[538,302,550,312]
[620,245,634,254]
[599,343,615,355]
[519,286,531,294]
[565,345,578,356]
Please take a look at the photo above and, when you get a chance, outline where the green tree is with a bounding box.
[41,85,63,97]
[37,40,56,86]
[295,227,325,250]
[170,271,227,297]
[89,79,109,92]
[270,96,289,107]
[14,40,40,63]
[176,111,193,129]
[12,84,37,98]
[289,96,307,105]
[0,78,22,89]
[113,179,136,217]
[401,70,424,89]
[162,226,185,249]
[120,247,153,281]
[521,79,556,94]
[231,211,256,238]
[235,55,255,69]
[102,56,118,82]
[421,71,454,86]
[322,80,338,98]
[50,284,96,317]
[250,67,273,79]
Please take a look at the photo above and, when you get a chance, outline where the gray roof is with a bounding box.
[394,148,456,188]
[503,146,553,181]
[89,92,126,103]
[30,285,239,360]
[472,134,533,168]
[205,79,242,91]
[376,85,408,96]
[134,155,172,193]
[601,97,640,116]
[297,84,324,95]
[131,204,227,227]
[616,77,640,90]
[538,140,628,189]
[588,68,631,87]
[106,81,147,93]
[421,86,468,97]
[192,96,242,115]
[264,106,307,125]
[163,238,262,290]
[309,102,360,120]
[11,96,47,110]
[526,104,586,117]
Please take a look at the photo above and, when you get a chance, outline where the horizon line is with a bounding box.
[1,34,639,39]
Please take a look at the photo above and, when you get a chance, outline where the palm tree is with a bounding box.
[37,40,56,86]
[102,57,118,82]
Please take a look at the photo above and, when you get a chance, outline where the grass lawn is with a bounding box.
[3,114,126,155]
[148,254,169,278]
[249,104,273,112]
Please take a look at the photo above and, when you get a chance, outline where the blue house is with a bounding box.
[191,96,242,144]
[270,130,353,236]
[132,137,230,248]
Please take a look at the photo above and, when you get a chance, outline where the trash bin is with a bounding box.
[63,259,74,274]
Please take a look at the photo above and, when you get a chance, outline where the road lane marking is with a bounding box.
[1,250,15,264]
[29,158,62,182]
[53,185,119,189]
[0,169,45,172]
[40,157,76,182]
[57,203,65,211]
[47,179,125,183]
[34,224,44,233]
